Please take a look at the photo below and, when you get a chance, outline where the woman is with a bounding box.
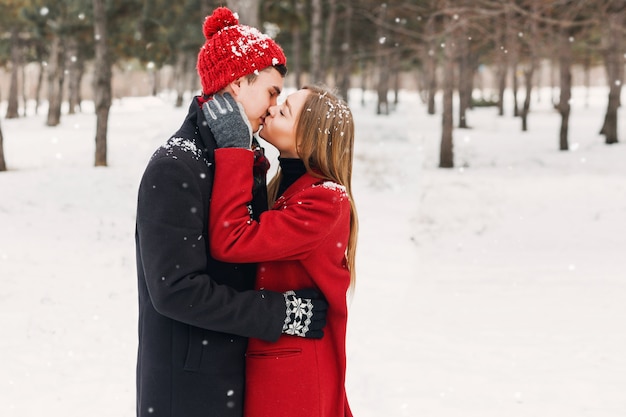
[205,86,358,417]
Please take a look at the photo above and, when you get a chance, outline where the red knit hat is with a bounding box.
[196,7,287,96]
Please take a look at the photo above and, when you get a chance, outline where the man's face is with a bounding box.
[235,69,284,133]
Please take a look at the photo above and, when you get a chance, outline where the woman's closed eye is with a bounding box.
[280,100,292,117]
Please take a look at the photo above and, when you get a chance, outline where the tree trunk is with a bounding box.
[521,1,538,132]
[512,62,519,117]
[360,58,367,107]
[459,60,474,127]
[174,52,187,107]
[35,61,44,115]
[558,29,572,151]
[507,9,519,118]
[603,81,621,145]
[424,14,437,115]
[583,49,591,108]
[0,118,6,172]
[426,53,437,115]
[93,0,112,167]
[189,53,199,94]
[337,0,353,101]
[226,0,259,28]
[599,8,623,145]
[67,37,84,115]
[320,0,337,85]
[440,22,455,168]
[150,67,160,96]
[376,62,390,115]
[291,0,304,88]
[496,63,507,116]
[46,34,65,127]
[393,64,400,107]
[521,65,534,132]
[551,58,558,106]
[21,64,27,117]
[6,27,21,119]
[310,0,323,84]
[375,3,389,115]
[495,15,507,117]
[457,18,471,129]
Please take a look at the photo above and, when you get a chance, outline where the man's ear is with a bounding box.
[226,77,245,98]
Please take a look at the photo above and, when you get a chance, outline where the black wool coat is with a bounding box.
[135,98,286,417]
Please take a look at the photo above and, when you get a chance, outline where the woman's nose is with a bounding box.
[267,105,278,117]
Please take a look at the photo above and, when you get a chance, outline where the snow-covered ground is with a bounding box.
[1,86,625,416]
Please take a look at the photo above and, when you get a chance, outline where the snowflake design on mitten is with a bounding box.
[282,291,314,337]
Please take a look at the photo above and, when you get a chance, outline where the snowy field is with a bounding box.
[1,86,625,417]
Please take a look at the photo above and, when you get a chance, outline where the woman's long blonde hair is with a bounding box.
[267,86,358,288]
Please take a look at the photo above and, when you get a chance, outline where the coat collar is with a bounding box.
[273,172,324,209]
[178,97,217,165]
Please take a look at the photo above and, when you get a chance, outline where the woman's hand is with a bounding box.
[202,93,253,149]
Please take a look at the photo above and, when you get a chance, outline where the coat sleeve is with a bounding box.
[136,155,285,341]
[210,148,346,263]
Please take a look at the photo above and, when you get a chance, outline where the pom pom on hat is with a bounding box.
[197,7,286,96]
[203,7,239,39]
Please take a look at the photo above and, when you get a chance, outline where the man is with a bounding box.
[135,8,327,417]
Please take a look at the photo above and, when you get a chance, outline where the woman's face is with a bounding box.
[259,89,310,158]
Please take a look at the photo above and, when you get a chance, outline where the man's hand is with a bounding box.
[282,289,328,339]
[202,93,253,149]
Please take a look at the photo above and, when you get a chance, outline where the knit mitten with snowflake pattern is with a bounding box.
[282,289,328,339]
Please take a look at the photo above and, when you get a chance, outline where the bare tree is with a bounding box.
[375,3,391,115]
[6,27,21,119]
[494,13,508,117]
[173,52,191,108]
[506,7,521,117]
[310,0,323,84]
[456,14,471,128]
[337,0,354,101]
[424,11,438,115]
[598,2,624,145]
[93,0,112,166]
[33,50,46,116]
[290,0,305,88]
[321,0,338,84]
[0,117,6,172]
[551,1,594,151]
[46,32,65,127]
[226,0,260,28]
[556,26,573,151]
[520,0,540,132]
[66,37,86,114]
[440,8,455,168]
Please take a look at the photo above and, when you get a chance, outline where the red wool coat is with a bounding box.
[210,148,353,417]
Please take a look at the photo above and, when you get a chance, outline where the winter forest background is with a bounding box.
[1,1,625,416]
